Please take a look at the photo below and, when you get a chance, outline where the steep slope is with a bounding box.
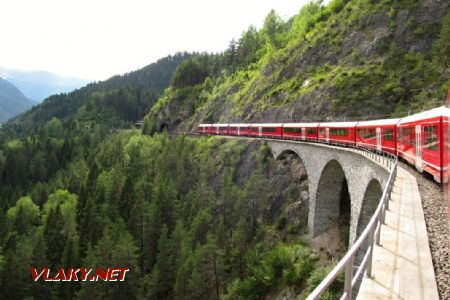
[0,77,36,122]
[0,67,90,102]
[144,0,449,134]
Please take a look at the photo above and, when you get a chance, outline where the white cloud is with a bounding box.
[0,0,315,80]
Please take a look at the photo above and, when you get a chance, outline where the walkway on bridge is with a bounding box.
[357,167,439,299]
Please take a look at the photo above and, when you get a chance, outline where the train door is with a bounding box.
[216,126,219,134]
[326,128,330,143]
[237,127,240,136]
[258,127,262,137]
[376,128,381,151]
[415,125,422,169]
[301,128,306,140]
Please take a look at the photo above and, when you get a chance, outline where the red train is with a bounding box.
[198,106,450,183]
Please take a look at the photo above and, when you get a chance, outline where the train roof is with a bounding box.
[251,123,283,127]
[398,106,450,124]
[198,123,212,127]
[283,122,320,127]
[318,121,359,127]
[356,118,401,126]
[228,123,251,127]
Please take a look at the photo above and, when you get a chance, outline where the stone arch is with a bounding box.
[356,179,382,239]
[313,159,351,241]
[275,149,309,233]
[276,150,309,181]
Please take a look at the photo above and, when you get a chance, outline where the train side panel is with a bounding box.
[397,107,448,182]
[282,123,319,141]
[318,122,358,146]
[356,121,398,155]
[250,124,283,138]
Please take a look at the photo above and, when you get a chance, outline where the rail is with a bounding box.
[181,132,398,299]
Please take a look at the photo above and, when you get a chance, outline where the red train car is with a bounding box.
[282,123,319,141]
[356,119,400,154]
[442,109,450,184]
[445,87,450,226]
[228,123,252,136]
[197,123,212,134]
[212,124,229,135]
[397,106,450,182]
[250,123,283,138]
[318,122,358,146]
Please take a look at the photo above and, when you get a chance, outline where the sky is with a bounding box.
[0,0,319,81]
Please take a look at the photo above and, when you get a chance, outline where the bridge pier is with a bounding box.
[266,140,390,245]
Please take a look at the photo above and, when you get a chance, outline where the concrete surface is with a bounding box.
[357,167,439,300]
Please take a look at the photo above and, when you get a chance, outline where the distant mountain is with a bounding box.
[12,52,192,127]
[0,77,36,122]
[0,67,90,102]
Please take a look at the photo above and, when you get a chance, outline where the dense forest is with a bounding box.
[0,126,343,299]
[0,0,448,299]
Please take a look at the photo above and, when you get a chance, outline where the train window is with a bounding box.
[357,128,376,138]
[424,125,438,151]
[399,127,415,145]
[330,128,348,136]
[307,128,317,134]
[263,127,276,133]
[319,128,325,135]
[229,127,237,131]
[219,127,228,131]
[383,129,394,141]
[284,127,301,133]
[251,127,258,132]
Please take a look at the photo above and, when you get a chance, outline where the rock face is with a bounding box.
[148,0,449,133]
[269,153,309,229]
[210,140,310,234]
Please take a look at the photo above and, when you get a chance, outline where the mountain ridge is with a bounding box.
[0,77,36,123]
[0,67,90,102]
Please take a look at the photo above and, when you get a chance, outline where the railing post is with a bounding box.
[381,194,387,224]
[344,256,354,300]
[367,224,375,278]
[376,211,382,245]
[385,183,390,212]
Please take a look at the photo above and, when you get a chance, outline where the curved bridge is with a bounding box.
[266,140,391,245]
[190,134,437,299]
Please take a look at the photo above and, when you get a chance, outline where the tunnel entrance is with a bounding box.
[159,123,169,133]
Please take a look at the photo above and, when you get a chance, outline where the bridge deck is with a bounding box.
[357,167,439,299]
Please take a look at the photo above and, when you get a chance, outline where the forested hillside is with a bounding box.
[0,129,343,299]
[0,0,448,299]
[10,53,191,133]
[143,0,449,134]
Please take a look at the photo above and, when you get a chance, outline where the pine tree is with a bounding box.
[29,234,52,300]
[119,175,134,221]
[148,225,174,299]
[44,204,65,268]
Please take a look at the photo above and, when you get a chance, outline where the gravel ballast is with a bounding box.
[399,162,449,300]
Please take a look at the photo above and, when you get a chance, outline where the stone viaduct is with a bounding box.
[266,140,391,245]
